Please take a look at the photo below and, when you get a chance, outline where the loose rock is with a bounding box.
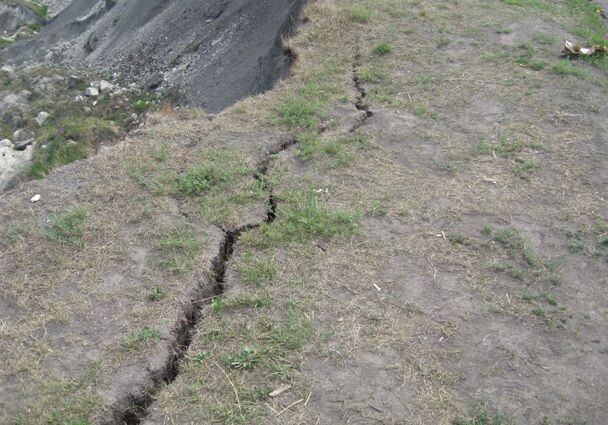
[35,111,50,125]
[13,128,34,142]
[85,87,99,97]
[99,80,114,93]
[68,75,85,89]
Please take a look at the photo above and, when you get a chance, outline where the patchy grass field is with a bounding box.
[1,0,607,424]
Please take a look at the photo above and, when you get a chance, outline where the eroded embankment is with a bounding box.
[4,0,306,111]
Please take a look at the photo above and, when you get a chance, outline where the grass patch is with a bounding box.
[176,165,233,196]
[156,226,204,274]
[551,60,588,78]
[237,253,277,286]
[123,327,162,350]
[148,286,167,301]
[45,206,88,247]
[359,66,385,82]
[512,158,538,179]
[242,192,357,248]
[275,96,320,129]
[453,407,512,424]
[350,6,373,23]
[373,42,393,55]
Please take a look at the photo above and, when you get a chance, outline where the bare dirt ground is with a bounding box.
[1,0,607,424]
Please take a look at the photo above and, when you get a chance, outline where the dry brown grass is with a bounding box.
[1,0,607,424]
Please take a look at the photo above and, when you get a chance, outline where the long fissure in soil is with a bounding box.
[114,50,371,424]
[113,139,298,425]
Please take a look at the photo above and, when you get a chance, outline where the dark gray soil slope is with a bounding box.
[4,0,304,111]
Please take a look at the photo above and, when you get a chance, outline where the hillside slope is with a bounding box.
[4,0,304,111]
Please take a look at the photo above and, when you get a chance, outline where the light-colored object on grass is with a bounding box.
[85,87,99,97]
[1,65,14,77]
[35,111,50,125]
[0,143,33,191]
[13,128,34,142]
[563,40,608,56]
[99,80,114,93]
[31,194,41,203]
[0,139,12,148]
[269,384,291,398]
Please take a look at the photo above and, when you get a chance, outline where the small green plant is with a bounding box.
[156,226,203,274]
[493,261,524,281]
[452,407,510,424]
[238,253,277,286]
[552,61,587,78]
[225,294,271,310]
[449,233,472,246]
[296,133,321,161]
[437,36,451,47]
[512,158,538,180]
[0,38,14,49]
[544,293,558,306]
[492,227,524,251]
[350,6,372,23]
[228,347,260,370]
[532,307,546,317]
[359,66,385,82]
[495,25,512,34]
[522,290,537,302]
[533,32,556,46]
[243,192,358,247]
[276,96,320,128]
[176,165,232,195]
[211,296,225,313]
[148,286,167,301]
[417,75,435,91]
[522,248,538,267]
[373,42,393,55]
[193,351,212,364]
[369,200,388,217]
[566,231,586,254]
[45,206,88,247]
[123,327,162,349]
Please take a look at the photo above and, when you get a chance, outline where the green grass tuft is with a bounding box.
[45,206,88,247]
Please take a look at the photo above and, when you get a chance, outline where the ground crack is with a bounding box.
[112,138,298,425]
[351,52,373,132]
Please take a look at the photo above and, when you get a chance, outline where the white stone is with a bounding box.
[13,128,34,142]
[85,87,99,97]
[1,65,14,76]
[35,111,50,126]
[99,80,114,93]
[31,194,41,203]
[0,139,12,148]
[0,144,32,192]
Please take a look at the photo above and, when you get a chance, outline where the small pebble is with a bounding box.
[31,194,41,203]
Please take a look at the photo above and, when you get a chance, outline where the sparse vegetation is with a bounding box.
[123,327,162,350]
[3,0,608,423]
[276,96,320,128]
[551,60,588,78]
[350,6,372,23]
[45,206,88,247]
[156,226,204,274]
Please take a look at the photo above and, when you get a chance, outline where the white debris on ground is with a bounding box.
[0,139,34,192]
